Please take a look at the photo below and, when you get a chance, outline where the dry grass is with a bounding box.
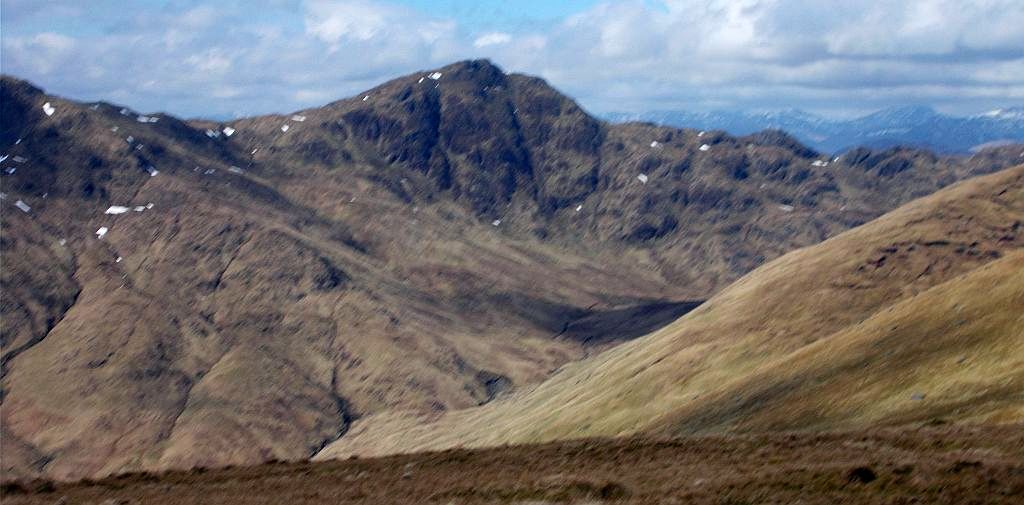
[4,424,1023,505]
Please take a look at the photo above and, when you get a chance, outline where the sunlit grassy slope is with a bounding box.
[317,164,1024,459]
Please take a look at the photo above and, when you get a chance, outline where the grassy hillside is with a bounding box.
[649,250,1024,435]
[318,164,1024,459]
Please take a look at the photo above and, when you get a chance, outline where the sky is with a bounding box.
[2,0,1023,119]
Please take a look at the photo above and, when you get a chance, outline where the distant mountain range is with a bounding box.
[606,106,1024,154]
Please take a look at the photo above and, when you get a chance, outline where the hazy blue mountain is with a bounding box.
[606,106,1024,154]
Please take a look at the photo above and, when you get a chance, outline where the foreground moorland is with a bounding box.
[4,424,1023,504]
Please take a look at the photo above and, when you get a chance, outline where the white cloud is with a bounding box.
[1,0,1021,119]
[186,49,234,74]
[481,0,1024,114]
[824,0,1024,56]
[294,88,336,103]
[3,32,77,74]
[304,0,394,43]
[303,0,457,52]
[473,32,512,48]
[179,6,220,29]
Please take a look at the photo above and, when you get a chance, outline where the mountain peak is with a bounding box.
[0,74,45,107]
[403,59,509,88]
[977,106,1024,121]
[862,105,938,123]
[435,58,504,75]
[740,128,818,158]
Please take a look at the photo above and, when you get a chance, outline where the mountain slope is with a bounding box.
[2,60,1022,479]
[649,250,1023,435]
[189,61,1024,295]
[316,164,1024,459]
[0,68,691,479]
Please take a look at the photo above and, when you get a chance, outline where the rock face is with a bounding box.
[1,60,1021,480]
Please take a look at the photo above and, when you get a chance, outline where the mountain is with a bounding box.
[317,164,1024,459]
[0,65,695,480]
[1,60,1022,480]
[607,105,1024,154]
[977,106,1024,121]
